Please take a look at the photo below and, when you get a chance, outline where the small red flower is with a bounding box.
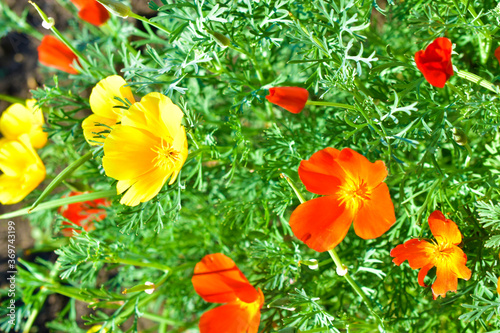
[415,37,454,88]
[289,147,396,252]
[37,36,80,74]
[70,0,110,26]
[58,191,110,237]
[495,46,500,66]
[390,211,471,299]
[265,87,309,114]
[192,253,264,333]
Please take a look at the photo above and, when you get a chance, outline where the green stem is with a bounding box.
[283,173,385,331]
[0,94,25,104]
[459,0,491,64]
[0,190,116,219]
[306,100,357,111]
[107,257,171,271]
[129,12,172,35]
[29,151,93,212]
[142,312,183,326]
[457,70,499,94]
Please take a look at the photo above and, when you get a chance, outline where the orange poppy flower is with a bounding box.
[70,0,110,26]
[37,36,79,74]
[495,46,500,66]
[58,191,111,236]
[415,37,454,88]
[265,87,309,114]
[192,253,264,333]
[289,147,396,252]
[390,210,471,299]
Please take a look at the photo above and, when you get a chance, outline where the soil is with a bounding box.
[0,1,157,331]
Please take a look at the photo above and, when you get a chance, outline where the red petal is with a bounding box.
[298,147,344,195]
[415,37,453,88]
[390,239,435,269]
[495,46,500,66]
[199,301,261,333]
[418,263,433,287]
[265,87,309,114]
[37,36,79,74]
[192,253,259,304]
[78,1,110,26]
[428,211,462,245]
[352,182,395,239]
[336,148,388,188]
[289,195,353,252]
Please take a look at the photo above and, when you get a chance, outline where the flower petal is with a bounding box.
[428,210,462,245]
[77,1,110,26]
[352,182,395,239]
[289,195,354,252]
[103,125,157,180]
[117,166,171,206]
[495,46,500,66]
[168,125,189,185]
[199,302,261,333]
[89,75,135,120]
[418,263,433,287]
[265,87,309,114]
[390,239,435,269]
[415,37,453,88]
[336,148,388,188]
[298,147,344,195]
[82,114,117,145]
[37,36,79,74]
[432,262,458,299]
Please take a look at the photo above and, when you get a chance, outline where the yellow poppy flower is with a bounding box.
[0,134,46,204]
[103,92,188,206]
[82,75,135,145]
[0,99,48,149]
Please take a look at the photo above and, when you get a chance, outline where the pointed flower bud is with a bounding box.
[96,0,132,18]
[265,87,309,114]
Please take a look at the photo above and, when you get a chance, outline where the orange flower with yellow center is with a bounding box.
[391,210,471,299]
[289,147,396,252]
[102,92,188,206]
[192,253,264,333]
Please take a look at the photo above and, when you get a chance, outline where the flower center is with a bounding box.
[337,177,371,211]
[432,240,454,263]
[151,139,180,170]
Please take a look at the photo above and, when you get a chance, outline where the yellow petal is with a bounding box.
[89,75,135,121]
[0,135,45,204]
[82,114,117,145]
[26,99,48,149]
[168,125,188,185]
[122,92,183,139]
[102,125,158,180]
[119,166,173,206]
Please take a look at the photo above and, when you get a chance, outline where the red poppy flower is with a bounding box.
[390,210,471,299]
[70,0,110,26]
[289,147,396,252]
[37,36,79,74]
[192,253,264,333]
[265,87,309,114]
[495,46,500,66]
[58,191,110,236]
[415,37,454,88]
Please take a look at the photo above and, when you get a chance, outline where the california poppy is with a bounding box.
[37,35,79,74]
[58,191,111,236]
[0,134,45,205]
[415,37,454,88]
[192,253,264,333]
[102,92,188,206]
[70,0,110,26]
[82,75,135,145]
[289,147,395,252]
[391,210,471,299]
[495,46,500,66]
[0,99,47,149]
[265,87,309,114]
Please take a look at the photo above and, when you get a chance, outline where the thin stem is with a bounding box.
[107,257,171,271]
[281,173,306,203]
[457,70,499,94]
[306,100,357,111]
[0,94,25,104]
[129,12,172,35]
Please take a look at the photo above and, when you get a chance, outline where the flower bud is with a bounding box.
[96,0,132,18]
[452,128,468,146]
[207,30,231,48]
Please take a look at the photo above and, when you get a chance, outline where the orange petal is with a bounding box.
[336,148,388,188]
[265,87,309,114]
[289,195,354,252]
[428,210,462,245]
[390,239,435,269]
[495,47,500,66]
[78,1,110,26]
[37,36,79,74]
[199,302,261,333]
[298,147,345,195]
[192,253,259,304]
[497,276,500,295]
[418,263,433,287]
[432,263,458,299]
[352,182,395,239]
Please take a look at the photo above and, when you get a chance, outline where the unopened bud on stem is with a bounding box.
[96,0,132,18]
